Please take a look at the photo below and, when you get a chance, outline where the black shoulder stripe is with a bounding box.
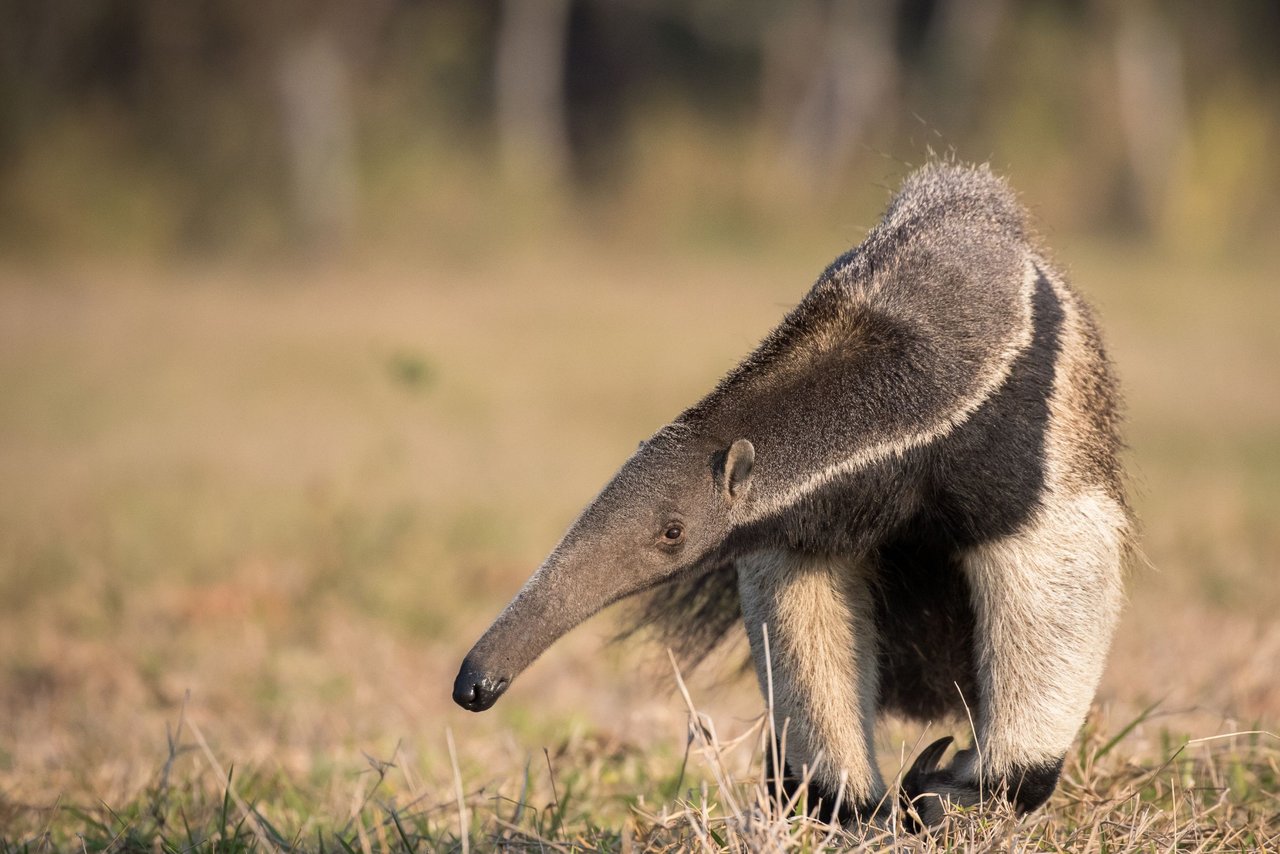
[923,266,1064,547]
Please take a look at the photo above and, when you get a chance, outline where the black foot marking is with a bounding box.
[764,751,874,825]
[899,736,1066,829]
[1006,757,1064,814]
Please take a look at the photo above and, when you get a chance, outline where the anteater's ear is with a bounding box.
[722,439,755,503]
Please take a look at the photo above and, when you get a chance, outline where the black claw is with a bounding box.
[899,740,1067,831]
[906,736,954,779]
[900,736,974,831]
[906,737,957,788]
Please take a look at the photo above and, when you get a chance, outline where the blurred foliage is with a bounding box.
[0,0,1277,260]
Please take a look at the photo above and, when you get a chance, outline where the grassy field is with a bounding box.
[1,235,1278,851]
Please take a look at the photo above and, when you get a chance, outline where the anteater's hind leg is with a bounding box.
[737,551,885,822]
[901,491,1127,825]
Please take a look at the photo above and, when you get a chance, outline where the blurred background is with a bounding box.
[1,0,1278,840]
[3,0,1279,257]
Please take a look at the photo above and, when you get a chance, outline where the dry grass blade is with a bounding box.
[446,728,470,854]
[185,717,280,853]
[667,649,743,820]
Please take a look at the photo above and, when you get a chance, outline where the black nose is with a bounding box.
[452,658,510,712]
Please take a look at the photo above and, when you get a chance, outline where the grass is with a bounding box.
[5,682,1276,851]
[1,236,1278,850]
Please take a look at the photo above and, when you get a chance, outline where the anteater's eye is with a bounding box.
[662,523,685,544]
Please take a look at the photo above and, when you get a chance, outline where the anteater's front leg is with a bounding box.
[902,492,1127,825]
[737,551,884,823]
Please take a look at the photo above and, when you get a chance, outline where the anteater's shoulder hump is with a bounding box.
[883,162,1029,243]
[822,163,1032,285]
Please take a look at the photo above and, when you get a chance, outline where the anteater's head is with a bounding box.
[452,429,754,711]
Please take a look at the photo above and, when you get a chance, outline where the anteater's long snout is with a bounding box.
[451,656,510,712]
[450,522,658,713]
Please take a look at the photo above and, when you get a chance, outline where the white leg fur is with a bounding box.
[737,551,884,807]
[961,489,1127,779]
[958,264,1130,785]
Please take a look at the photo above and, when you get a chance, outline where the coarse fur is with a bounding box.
[454,161,1132,827]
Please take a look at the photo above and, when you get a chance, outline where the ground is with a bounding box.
[0,239,1277,850]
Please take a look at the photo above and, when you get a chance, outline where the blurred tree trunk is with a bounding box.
[1112,2,1187,231]
[276,29,358,251]
[918,0,1011,134]
[762,0,898,198]
[494,0,572,195]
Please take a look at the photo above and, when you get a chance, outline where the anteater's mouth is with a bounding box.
[452,659,510,712]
